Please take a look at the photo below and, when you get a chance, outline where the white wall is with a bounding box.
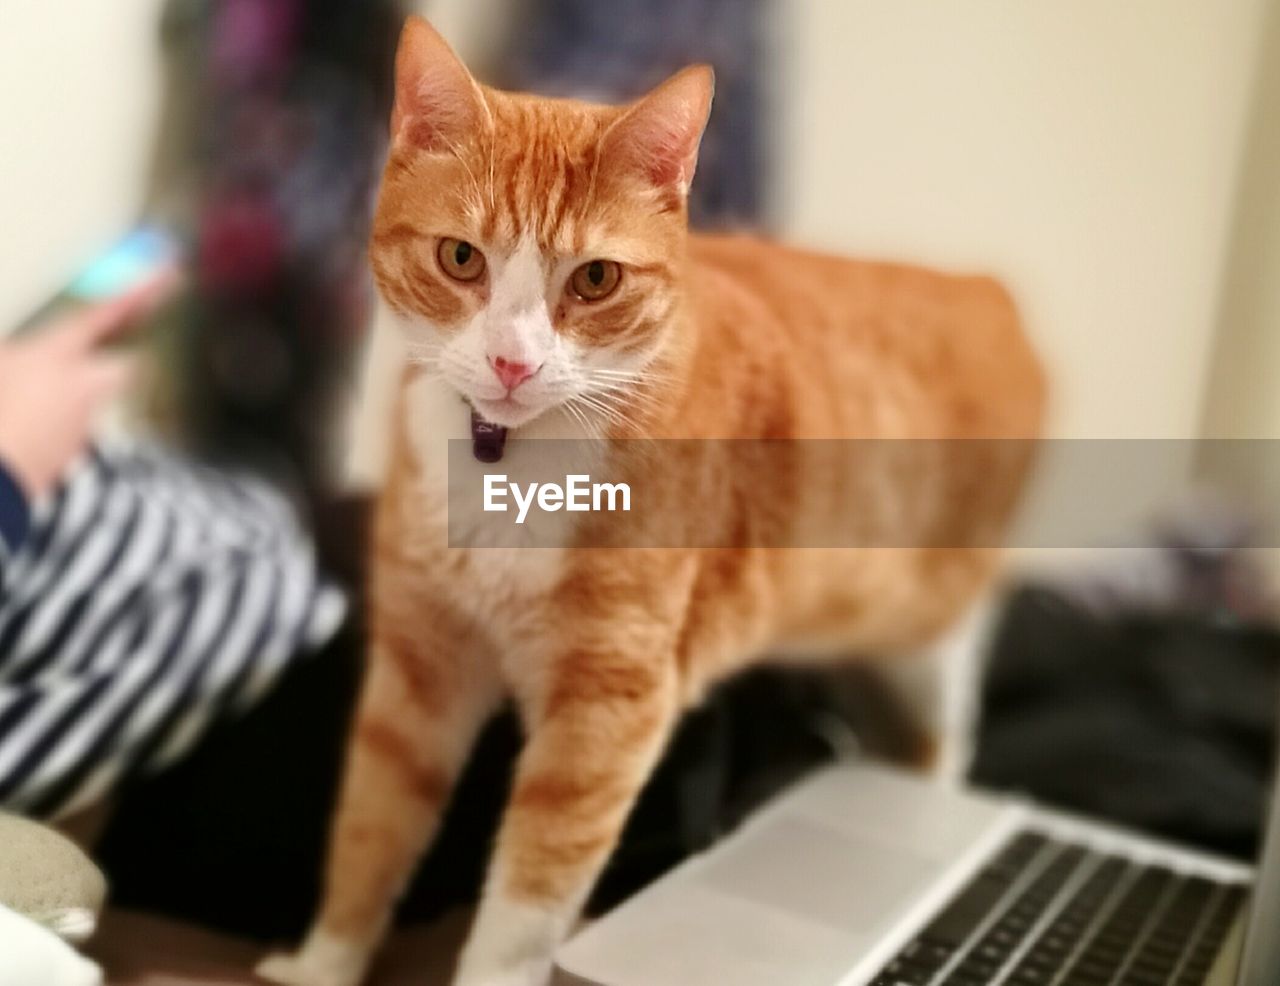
[0,0,168,332]
[778,0,1270,440]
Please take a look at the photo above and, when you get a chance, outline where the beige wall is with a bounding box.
[778,0,1270,441]
[1200,0,1280,443]
[1195,2,1280,592]
[0,0,168,332]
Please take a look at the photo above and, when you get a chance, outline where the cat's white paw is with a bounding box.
[453,894,562,986]
[451,958,552,986]
[255,939,367,986]
[255,952,355,986]
[928,729,973,787]
[256,953,334,986]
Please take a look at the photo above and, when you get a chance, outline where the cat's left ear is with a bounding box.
[603,65,715,197]
[391,16,487,151]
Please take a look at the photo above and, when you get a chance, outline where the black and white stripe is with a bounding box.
[0,440,345,819]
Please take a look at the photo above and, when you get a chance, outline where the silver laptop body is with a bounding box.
[555,724,1278,986]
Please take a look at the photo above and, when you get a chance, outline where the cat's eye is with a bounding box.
[569,260,622,302]
[437,238,486,282]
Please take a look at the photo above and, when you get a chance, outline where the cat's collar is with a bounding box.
[469,406,508,463]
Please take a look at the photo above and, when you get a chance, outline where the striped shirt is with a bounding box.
[0,440,345,819]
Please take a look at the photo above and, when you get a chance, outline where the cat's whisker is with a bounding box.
[586,368,643,378]
[589,378,657,397]
[568,397,612,439]
[562,399,603,439]
[573,391,625,422]
[587,371,674,397]
[588,395,652,424]
[586,370,656,385]
[583,373,658,393]
[587,382,662,415]
[574,391,640,434]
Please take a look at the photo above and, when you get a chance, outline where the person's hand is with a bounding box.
[0,274,176,498]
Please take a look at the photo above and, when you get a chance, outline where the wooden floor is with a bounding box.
[89,909,471,986]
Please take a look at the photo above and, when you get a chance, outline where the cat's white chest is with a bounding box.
[403,373,605,546]
[399,375,604,613]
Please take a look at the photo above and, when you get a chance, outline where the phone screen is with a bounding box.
[12,226,183,338]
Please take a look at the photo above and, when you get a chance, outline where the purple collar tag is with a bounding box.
[470,408,508,463]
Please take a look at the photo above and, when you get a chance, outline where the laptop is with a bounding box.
[554,706,1278,985]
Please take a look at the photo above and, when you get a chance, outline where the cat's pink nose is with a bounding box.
[490,356,539,391]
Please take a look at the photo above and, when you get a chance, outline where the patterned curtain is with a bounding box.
[499,0,772,228]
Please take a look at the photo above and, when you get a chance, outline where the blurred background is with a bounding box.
[5,1,1280,442]
[1,0,1278,978]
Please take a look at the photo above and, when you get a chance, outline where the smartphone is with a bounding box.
[12,226,184,340]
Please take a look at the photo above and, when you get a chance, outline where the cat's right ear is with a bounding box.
[391,16,486,151]
[602,65,715,198]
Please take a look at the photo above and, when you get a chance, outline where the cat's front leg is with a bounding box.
[258,605,500,986]
[452,640,679,986]
[870,594,998,784]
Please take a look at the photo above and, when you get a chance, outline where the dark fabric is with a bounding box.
[500,0,771,228]
[95,618,362,939]
[0,457,30,557]
[972,585,1280,860]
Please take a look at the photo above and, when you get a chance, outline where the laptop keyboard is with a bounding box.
[869,831,1248,986]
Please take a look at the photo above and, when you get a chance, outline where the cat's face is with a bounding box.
[370,18,713,431]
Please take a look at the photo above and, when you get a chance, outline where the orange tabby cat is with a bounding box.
[259,16,1045,986]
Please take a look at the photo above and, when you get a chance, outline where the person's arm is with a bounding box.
[0,273,174,568]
